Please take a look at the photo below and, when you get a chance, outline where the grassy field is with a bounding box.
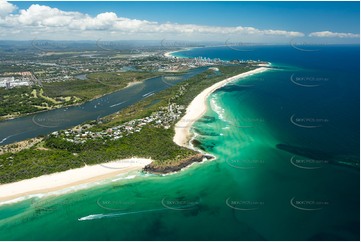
[41,72,162,101]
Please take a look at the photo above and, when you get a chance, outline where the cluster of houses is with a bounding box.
[51,102,185,144]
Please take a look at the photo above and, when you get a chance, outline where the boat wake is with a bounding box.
[142,91,155,98]
[0,134,17,144]
[78,207,167,221]
[109,101,126,108]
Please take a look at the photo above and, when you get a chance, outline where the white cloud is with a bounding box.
[0,1,306,40]
[0,0,358,43]
[0,0,16,18]
[309,31,359,38]
[17,4,82,27]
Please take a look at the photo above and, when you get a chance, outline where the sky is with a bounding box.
[0,0,359,43]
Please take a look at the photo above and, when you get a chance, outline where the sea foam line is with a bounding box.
[210,95,226,122]
[173,65,271,149]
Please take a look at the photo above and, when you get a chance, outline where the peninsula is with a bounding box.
[0,60,270,203]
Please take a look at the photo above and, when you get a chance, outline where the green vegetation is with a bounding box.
[0,65,256,184]
[41,72,161,101]
[0,87,57,118]
[0,72,161,119]
[0,127,195,183]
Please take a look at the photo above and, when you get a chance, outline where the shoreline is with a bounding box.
[0,158,152,204]
[163,47,200,58]
[173,65,271,148]
[164,50,180,58]
[125,80,142,88]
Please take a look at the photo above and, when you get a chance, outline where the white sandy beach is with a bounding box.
[125,80,142,88]
[164,50,179,58]
[0,158,151,204]
[163,47,198,58]
[173,66,270,148]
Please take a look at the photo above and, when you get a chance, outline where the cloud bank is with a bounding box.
[0,0,359,42]
[309,31,359,38]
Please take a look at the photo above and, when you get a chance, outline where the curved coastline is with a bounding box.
[173,65,271,149]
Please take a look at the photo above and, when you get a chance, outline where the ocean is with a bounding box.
[0,45,359,240]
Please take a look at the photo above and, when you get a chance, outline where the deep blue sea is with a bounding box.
[175,45,360,156]
[0,45,359,240]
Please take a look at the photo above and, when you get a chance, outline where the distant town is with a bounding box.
[0,45,263,89]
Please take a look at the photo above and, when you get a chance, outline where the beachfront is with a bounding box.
[173,66,270,148]
[0,158,151,204]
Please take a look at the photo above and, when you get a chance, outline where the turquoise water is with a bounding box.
[0,46,359,240]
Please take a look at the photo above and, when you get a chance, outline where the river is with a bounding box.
[0,67,207,146]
